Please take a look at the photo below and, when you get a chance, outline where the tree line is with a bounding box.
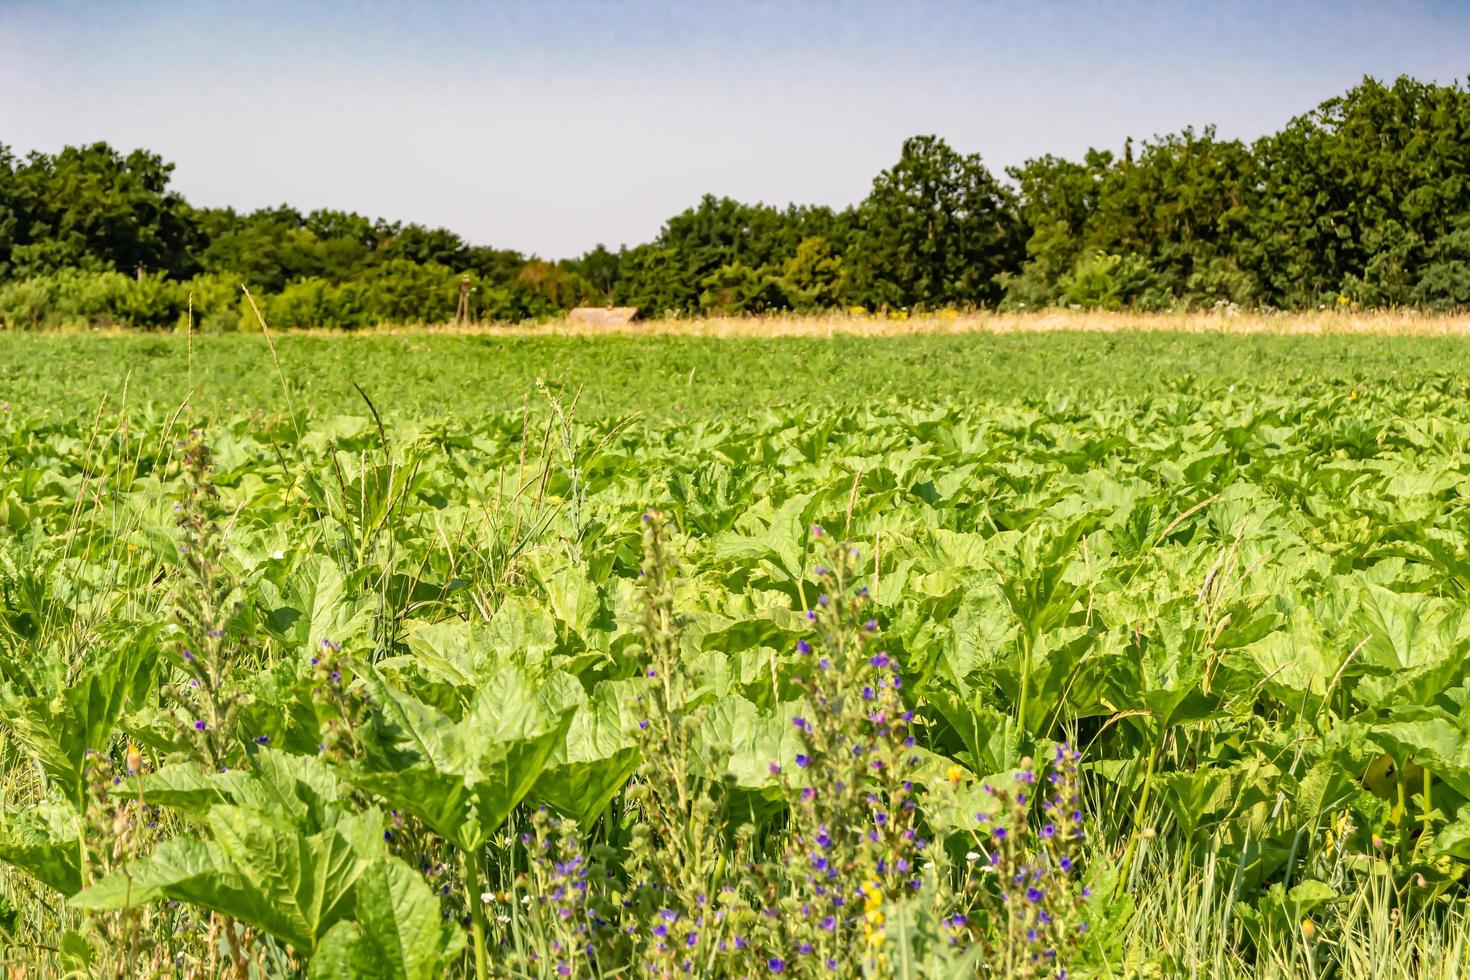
[1,74,1467,329]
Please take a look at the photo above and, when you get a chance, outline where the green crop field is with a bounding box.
[3,328,1470,977]
[6,327,1470,420]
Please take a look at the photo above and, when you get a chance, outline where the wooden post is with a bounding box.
[455,274,471,325]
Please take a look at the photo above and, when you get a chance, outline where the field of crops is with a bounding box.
[3,328,1470,977]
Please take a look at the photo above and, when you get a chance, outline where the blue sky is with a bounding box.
[2,1,1466,257]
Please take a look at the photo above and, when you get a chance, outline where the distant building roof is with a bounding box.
[568,306,640,327]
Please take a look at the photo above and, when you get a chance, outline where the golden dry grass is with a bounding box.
[355,309,1470,339]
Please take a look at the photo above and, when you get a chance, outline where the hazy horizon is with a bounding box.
[2,0,1467,258]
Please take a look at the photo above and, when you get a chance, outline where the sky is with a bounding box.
[1,1,1467,258]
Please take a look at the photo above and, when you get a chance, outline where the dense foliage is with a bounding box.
[2,75,1469,328]
[2,332,1470,976]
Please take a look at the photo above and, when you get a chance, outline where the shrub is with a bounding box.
[1059,252,1169,310]
[0,277,57,330]
[263,277,376,329]
[368,259,459,323]
[114,273,187,329]
[180,272,244,332]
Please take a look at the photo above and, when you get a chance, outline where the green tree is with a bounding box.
[1412,215,1470,310]
[848,135,1023,309]
[566,244,621,305]
[698,261,787,314]
[1002,151,1113,307]
[778,236,845,310]
[375,222,468,267]
[6,143,201,278]
[1246,76,1470,307]
[0,144,18,278]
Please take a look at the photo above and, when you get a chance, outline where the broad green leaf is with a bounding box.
[308,859,465,980]
[0,639,156,812]
[263,557,371,656]
[531,680,641,825]
[73,804,374,954]
[345,669,574,851]
[0,802,83,896]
